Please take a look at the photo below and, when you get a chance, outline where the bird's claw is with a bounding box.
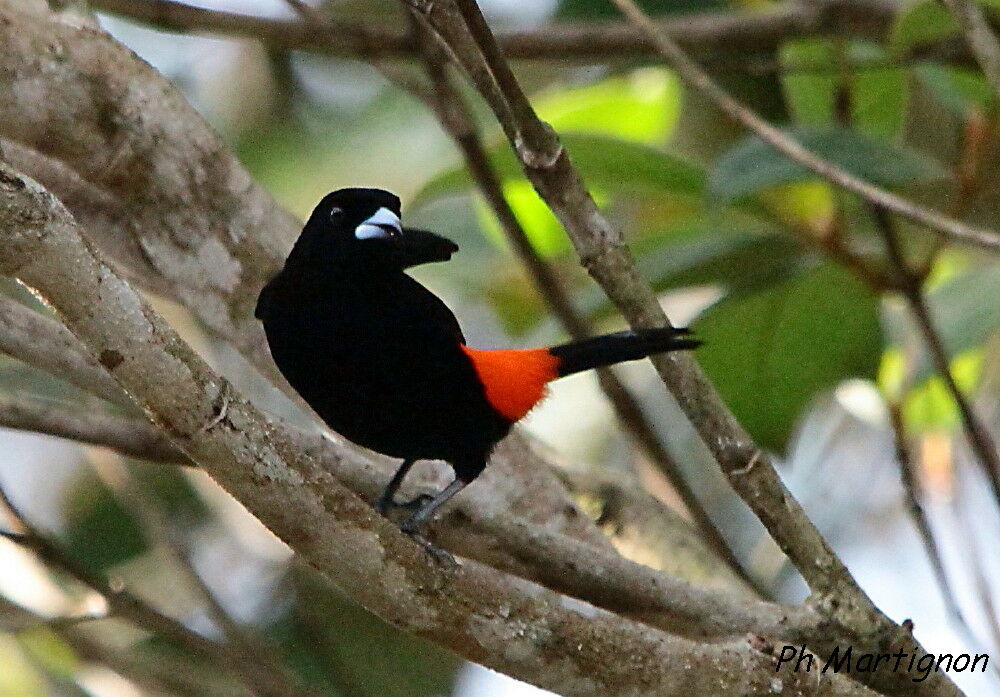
[374,493,432,517]
[401,525,457,567]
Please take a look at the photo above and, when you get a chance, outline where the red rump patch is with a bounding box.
[460,346,561,422]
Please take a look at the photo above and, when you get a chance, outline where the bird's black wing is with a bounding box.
[398,273,465,344]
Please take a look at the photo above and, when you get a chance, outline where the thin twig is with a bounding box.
[871,205,1000,504]
[420,0,850,605]
[608,0,1000,252]
[942,0,1000,100]
[887,401,975,638]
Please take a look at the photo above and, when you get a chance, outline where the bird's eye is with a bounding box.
[329,207,344,222]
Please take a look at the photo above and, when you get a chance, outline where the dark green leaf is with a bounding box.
[709,127,946,204]
[62,474,148,572]
[268,568,460,697]
[693,264,882,450]
[913,63,996,114]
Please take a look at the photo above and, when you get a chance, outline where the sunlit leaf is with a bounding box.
[414,133,705,206]
[535,68,682,144]
[473,181,572,258]
[692,264,882,450]
[708,127,946,204]
[849,44,908,139]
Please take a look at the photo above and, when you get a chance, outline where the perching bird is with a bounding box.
[256,188,699,552]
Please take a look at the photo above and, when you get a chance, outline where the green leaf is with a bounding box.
[708,126,946,204]
[849,44,908,139]
[929,264,1000,351]
[692,264,882,450]
[890,0,960,56]
[62,474,148,572]
[780,40,838,127]
[473,180,574,258]
[269,568,460,697]
[414,133,705,206]
[640,232,806,295]
[535,68,682,144]
[780,40,907,139]
[913,63,996,114]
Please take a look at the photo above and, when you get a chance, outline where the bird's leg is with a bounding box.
[400,478,468,565]
[375,458,417,514]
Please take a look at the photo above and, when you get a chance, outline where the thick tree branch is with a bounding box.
[1,388,833,649]
[0,0,614,564]
[0,164,882,697]
[0,289,767,619]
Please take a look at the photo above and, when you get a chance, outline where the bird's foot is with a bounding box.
[401,523,457,567]
[374,493,433,517]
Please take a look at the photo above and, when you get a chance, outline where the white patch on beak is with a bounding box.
[354,207,402,240]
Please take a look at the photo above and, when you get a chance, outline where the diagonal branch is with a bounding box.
[942,0,1000,100]
[0,163,882,697]
[398,10,752,592]
[871,205,1000,503]
[405,2,965,695]
[608,0,1000,253]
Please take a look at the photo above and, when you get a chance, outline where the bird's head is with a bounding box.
[290,188,459,271]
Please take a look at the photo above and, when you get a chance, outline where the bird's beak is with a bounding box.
[397,227,459,268]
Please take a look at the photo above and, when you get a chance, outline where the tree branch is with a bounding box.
[397,10,751,591]
[608,0,1000,253]
[870,205,1000,506]
[942,0,1000,100]
[0,295,131,407]
[404,1,965,695]
[0,164,886,697]
[89,0,895,64]
[0,392,179,461]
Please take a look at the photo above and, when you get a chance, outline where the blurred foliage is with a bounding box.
[269,567,460,697]
[2,1,999,695]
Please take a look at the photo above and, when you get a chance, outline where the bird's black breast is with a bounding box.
[258,271,509,466]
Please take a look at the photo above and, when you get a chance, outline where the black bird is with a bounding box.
[256,188,699,551]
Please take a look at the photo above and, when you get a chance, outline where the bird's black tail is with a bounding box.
[549,327,700,378]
